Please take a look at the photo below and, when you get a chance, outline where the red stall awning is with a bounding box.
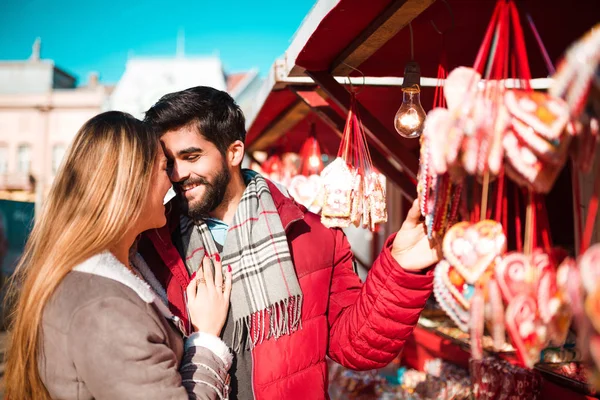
[245,0,599,200]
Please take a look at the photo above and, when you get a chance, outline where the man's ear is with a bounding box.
[228,140,245,167]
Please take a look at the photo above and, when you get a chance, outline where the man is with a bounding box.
[141,86,439,399]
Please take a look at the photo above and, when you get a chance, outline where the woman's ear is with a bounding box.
[228,140,245,167]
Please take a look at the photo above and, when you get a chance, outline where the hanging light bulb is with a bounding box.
[394,61,427,138]
[308,154,321,168]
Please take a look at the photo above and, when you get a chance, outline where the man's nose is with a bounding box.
[170,161,189,183]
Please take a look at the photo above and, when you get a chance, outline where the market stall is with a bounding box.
[245,0,600,398]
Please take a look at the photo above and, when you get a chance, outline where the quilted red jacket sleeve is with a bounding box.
[327,229,434,370]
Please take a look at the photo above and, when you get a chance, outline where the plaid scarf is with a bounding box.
[180,171,303,352]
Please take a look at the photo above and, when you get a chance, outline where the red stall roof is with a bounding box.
[245,0,599,199]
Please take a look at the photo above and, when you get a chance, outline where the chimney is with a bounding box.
[87,72,99,88]
[30,37,41,62]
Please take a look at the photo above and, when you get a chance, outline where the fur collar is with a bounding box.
[73,251,156,303]
[73,251,185,335]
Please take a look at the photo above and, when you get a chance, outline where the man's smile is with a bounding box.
[182,182,202,192]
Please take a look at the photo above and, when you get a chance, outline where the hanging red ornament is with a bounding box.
[299,123,324,176]
[261,153,285,183]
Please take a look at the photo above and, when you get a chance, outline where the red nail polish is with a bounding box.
[227,265,232,273]
[190,271,197,280]
[215,254,221,262]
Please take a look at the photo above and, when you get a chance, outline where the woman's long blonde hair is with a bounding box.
[5,111,158,399]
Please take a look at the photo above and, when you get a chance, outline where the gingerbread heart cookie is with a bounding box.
[579,243,600,294]
[532,249,559,324]
[586,288,600,335]
[288,174,322,209]
[511,117,571,165]
[444,66,482,111]
[558,257,584,326]
[443,220,506,284]
[504,90,570,142]
[495,252,536,303]
[503,130,563,193]
[434,260,474,332]
[505,294,548,368]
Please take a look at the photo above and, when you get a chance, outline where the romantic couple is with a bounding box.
[5,86,440,399]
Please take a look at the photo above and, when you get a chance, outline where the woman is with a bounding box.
[5,111,233,399]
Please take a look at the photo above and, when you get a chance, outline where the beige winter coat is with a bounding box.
[38,251,232,399]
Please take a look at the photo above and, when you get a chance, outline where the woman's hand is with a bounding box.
[186,255,232,336]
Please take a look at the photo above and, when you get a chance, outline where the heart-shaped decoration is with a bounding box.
[460,96,492,176]
[579,243,600,294]
[423,107,454,176]
[434,260,473,332]
[505,294,548,368]
[550,26,600,118]
[532,249,559,324]
[558,257,585,325]
[495,252,536,303]
[586,287,600,335]
[444,67,482,111]
[538,251,572,346]
[511,117,571,166]
[546,297,572,347]
[443,220,506,284]
[504,90,570,142]
[288,174,321,209]
[503,130,563,193]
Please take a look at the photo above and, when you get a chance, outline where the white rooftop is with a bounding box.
[107,56,228,119]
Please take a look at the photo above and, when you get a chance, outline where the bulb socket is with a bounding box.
[402,61,421,89]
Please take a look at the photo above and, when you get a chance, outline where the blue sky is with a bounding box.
[0,0,316,85]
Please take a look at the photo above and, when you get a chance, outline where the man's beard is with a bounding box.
[180,163,231,220]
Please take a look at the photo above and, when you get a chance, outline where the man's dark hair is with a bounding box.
[144,86,246,154]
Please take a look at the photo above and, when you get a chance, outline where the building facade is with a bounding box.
[0,41,111,201]
[0,41,262,203]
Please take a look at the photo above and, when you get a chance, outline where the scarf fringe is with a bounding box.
[232,295,304,353]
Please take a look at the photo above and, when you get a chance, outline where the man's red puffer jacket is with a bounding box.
[140,180,433,399]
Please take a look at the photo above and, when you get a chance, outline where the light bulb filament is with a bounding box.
[308,155,320,168]
[399,108,421,129]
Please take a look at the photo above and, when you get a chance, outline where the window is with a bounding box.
[52,144,66,174]
[17,144,31,174]
[0,145,7,174]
